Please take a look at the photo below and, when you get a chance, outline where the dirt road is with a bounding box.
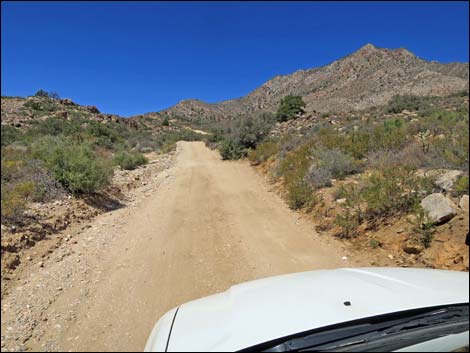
[2,142,359,352]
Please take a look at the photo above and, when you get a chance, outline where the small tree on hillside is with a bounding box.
[49,91,60,99]
[34,89,60,99]
[276,95,306,122]
[34,89,49,97]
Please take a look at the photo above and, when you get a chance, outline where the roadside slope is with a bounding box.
[3,142,360,352]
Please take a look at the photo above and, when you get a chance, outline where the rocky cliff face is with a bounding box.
[159,44,469,121]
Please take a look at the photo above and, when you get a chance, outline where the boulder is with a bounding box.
[60,98,76,106]
[435,170,463,192]
[86,105,100,114]
[420,193,458,225]
[55,110,67,119]
[403,240,424,255]
[459,195,469,213]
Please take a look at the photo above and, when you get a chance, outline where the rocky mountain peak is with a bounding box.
[155,44,468,121]
[358,43,378,52]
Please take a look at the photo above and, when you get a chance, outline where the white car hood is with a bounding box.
[161,268,469,352]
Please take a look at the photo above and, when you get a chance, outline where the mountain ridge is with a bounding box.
[153,43,468,122]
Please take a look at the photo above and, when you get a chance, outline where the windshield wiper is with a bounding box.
[239,304,469,352]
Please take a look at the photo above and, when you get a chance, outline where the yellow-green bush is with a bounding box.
[1,181,36,221]
[338,168,433,220]
[277,144,317,209]
[286,177,317,210]
[248,141,279,164]
[33,136,113,194]
[113,150,148,170]
[454,175,469,195]
[334,209,361,238]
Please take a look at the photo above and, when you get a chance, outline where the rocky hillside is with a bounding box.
[157,44,468,122]
[1,95,202,139]
[246,92,469,271]
[1,96,140,129]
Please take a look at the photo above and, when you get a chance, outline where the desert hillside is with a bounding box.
[155,44,469,122]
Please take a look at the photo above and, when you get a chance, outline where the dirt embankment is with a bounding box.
[1,142,365,352]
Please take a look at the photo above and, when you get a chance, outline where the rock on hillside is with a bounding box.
[158,43,468,121]
[435,170,463,192]
[421,193,458,225]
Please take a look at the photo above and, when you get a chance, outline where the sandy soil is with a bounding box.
[1,142,362,352]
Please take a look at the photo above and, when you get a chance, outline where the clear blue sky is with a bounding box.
[2,1,469,117]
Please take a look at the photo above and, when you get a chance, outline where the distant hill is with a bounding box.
[155,43,469,122]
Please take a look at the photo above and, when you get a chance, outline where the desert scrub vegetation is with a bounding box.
[277,143,318,209]
[305,148,359,188]
[453,175,469,196]
[249,93,468,222]
[1,181,36,222]
[2,117,137,196]
[247,140,279,165]
[409,205,436,248]
[113,150,148,170]
[1,102,204,224]
[386,94,430,114]
[157,130,202,153]
[332,168,434,238]
[34,89,60,99]
[214,112,276,160]
[358,168,433,219]
[32,136,113,194]
[276,95,306,122]
[1,145,65,222]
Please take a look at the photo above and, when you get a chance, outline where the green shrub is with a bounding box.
[449,90,469,98]
[286,177,316,210]
[367,144,424,171]
[34,89,49,97]
[248,141,279,164]
[276,95,306,122]
[369,238,380,249]
[1,181,36,221]
[217,113,274,160]
[387,95,429,114]
[360,168,433,219]
[311,122,409,160]
[305,148,358,188]
[28,117,82,137]
[24,98,57,112]
[334,168,433,229]
[429,127,469,171]
[1,125,22,146]
[33,136,112,194]
[34,89,60,99]
[158,130,202,153]
[113,150,148,170]
[219,138,246,160]
[453,175,469,196]
[2,150,64,203]
[275,143,315,209]
[410,205,435,248]
[230,113,274,149]
[334,209,361,238]
[86,121,123,148]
